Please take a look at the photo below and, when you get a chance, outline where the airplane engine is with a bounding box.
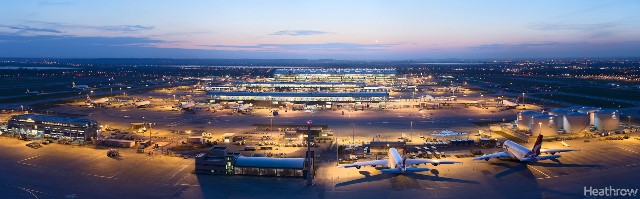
[355,166,361,169]
[431,163,439,166]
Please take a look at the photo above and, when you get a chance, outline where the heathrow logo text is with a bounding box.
[584,186,638,197]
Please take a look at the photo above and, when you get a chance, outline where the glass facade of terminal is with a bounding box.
[273,68,397,83]
[207,92,389,102]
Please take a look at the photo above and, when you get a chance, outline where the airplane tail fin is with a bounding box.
[532,134,543,156]
[86,94,91,102]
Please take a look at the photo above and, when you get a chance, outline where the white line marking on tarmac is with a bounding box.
[527,165,551,178]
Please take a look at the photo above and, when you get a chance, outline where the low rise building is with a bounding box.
[7,114,99,140]
[195,147,240,175]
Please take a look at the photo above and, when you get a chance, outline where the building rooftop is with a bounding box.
[274,68,397,75]
[234,156,305,169]
[11,114,97,125]
[235,81,366,86]
[207,91,389,98]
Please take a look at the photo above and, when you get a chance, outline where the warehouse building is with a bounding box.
[7,114,99,140]
[233,157,306,177]
[195,147,314,178]
[273,68,397,83]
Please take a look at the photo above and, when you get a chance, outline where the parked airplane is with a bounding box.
[86,95,109,105]
[135,100,151,108]
[237,103,253,113]
[179,101,195,110]
[431,130,469,137]
[338,148,461,173]
[473,134,579,162]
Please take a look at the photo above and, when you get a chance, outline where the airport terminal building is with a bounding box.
[273,68,397,83]
[7,114,99,140]
[195,147,312,178]
[233,82,366,92]
[207,91,389,102]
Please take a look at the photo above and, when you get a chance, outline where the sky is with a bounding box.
[0,0,639,59]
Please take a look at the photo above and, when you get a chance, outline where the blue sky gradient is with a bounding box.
[1,0,639,59]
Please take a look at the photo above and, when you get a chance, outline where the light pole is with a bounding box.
[20,105,24,112]
[522,93,525,105]
[538,122,542,136]
[410,121,413,142]
[173,94,176,101]
[270,118,273,131]
[306,120,313,186]
[352,123,355,144]
[336,131,339,166]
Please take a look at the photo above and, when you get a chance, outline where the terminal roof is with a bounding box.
[207,91,389,97]
[234,156,305,169]
[12,114,97,125]
[274,68,397,75]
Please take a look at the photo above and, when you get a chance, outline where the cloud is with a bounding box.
[529,22,619,39]
[209,42,395,52]
[0,34,291,58]
[100,25,154,32]
[0,25,61,33]
[269,30,330,36]
[468,41,587,50]
[38,1,75,6]
[529,22,617,31]
[24,21,154,33]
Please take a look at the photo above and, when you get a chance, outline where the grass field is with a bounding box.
[561,86,640,102]
[533,93,635,108]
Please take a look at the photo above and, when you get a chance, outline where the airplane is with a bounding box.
[337,148,461,174]
[497,100,519,109]
[473,134,579,162]
[178,101,195,110]
[237,103,253,113]
[431,130,468,137]
[134,100,151,108]
[72,82,91,90]
[25,89,40,94]
[86,95,109,105]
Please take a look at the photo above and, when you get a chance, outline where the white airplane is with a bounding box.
[473,134,579,162]
[237,103,253,113]
[338,148,461,174]
[431,130,469,137]
[135,100,151,108]
[86,95,109,105]
[179,101,195,110]
[25,89,40,94]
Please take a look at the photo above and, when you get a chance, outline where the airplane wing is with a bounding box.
[540,148,580,155]
[473,152,510,161]
[338,159,388,168]
[405,159,461,166]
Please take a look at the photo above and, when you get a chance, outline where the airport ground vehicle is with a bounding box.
[107,149,121,157]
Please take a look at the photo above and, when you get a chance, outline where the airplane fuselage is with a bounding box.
[503,140,547,162]
[388,148,404,170]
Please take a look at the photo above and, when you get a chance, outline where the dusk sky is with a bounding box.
[1,0,639,59]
